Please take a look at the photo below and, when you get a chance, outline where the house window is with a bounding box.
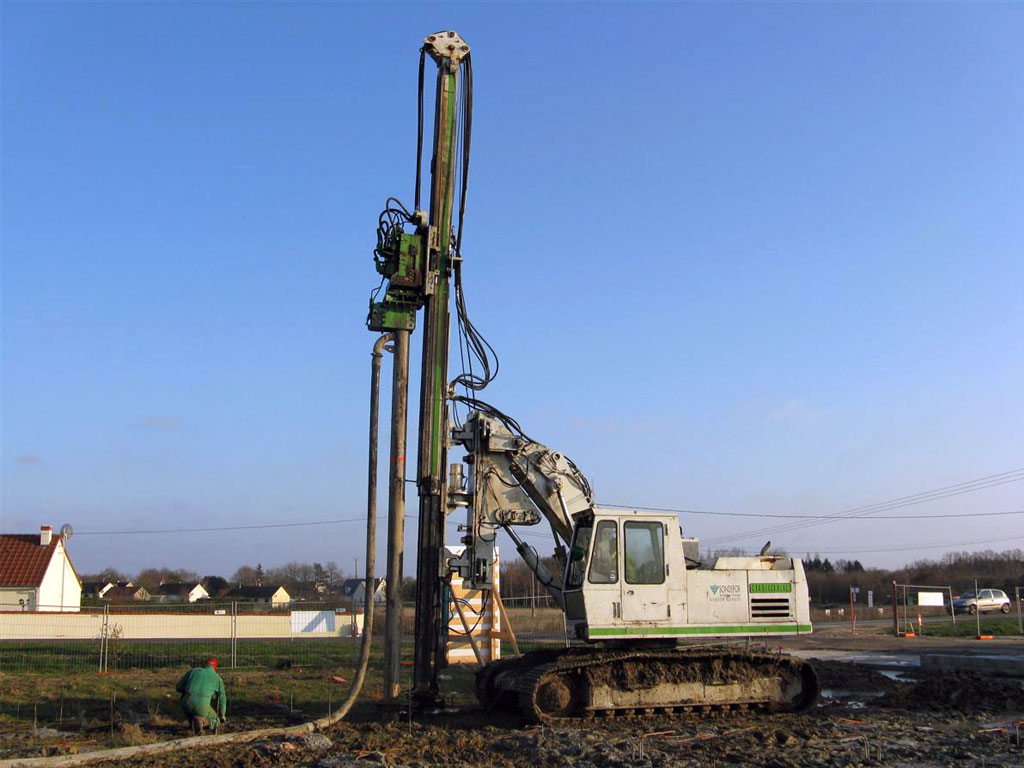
[624,521,665,584]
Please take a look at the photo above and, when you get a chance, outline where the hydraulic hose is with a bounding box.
[315,331,392,727]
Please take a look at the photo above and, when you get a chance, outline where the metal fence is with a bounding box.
[1017,586,1024,635]
[0,601,364,674]
[892,582,956,635]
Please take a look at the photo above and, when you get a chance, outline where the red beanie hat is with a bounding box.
[207,658,218,670]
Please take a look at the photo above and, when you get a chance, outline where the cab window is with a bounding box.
[588,521,618,584]
[624,521,665,584]
[565,522,593,588]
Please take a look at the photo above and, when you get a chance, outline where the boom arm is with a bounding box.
[448,411,593,602]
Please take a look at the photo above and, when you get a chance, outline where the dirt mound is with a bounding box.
[877,672,1024,713]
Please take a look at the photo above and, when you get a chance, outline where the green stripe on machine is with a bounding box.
[750,583,793,593]
[589,624,812,637]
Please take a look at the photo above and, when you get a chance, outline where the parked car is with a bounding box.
[950,589,1011,615]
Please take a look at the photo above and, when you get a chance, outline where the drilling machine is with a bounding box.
[368,31,819,721]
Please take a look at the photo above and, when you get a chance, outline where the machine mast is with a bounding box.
[367,30,470,706]
[413,31,469,704]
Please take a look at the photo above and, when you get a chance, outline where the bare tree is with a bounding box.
[231,565,259,586]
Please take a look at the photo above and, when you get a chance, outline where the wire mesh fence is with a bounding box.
[0,597,570,677]
[0,602,366,674]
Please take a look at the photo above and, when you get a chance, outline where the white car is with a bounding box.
[950,589,1011,615]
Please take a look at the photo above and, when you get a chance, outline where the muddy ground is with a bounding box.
[3,631,1023,767]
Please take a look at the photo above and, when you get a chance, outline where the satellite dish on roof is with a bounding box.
[60,523,73,542]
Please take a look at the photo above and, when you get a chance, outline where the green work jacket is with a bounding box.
[175,665,227,718]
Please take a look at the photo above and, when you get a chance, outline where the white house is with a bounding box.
[0,526,82,612]
[223,585,291,607]
[152,582,209,603]
[340,578,386,606]
[83,580,135,599]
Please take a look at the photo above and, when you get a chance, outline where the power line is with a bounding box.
[501,523,1024,558]
[602,505,1024,521]
[703,467,1024,546]
[75,516,384,536]
[706,534,1024,557]
[71,469,1023,547]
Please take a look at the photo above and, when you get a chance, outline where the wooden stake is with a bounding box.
[452,597,484,668]
[490,588,520,656]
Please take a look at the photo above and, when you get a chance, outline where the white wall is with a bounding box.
[0,610,364,640]
[0,588,36,610]
[36,539,81,612]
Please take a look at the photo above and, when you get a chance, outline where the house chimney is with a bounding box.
[40,525,53,546]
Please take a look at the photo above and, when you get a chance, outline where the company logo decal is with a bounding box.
[708,584,742,602]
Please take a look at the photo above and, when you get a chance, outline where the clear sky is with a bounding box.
[2,3,1022,579]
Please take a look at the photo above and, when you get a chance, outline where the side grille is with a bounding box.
[751,597,792,619]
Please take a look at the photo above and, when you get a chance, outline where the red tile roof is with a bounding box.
[0,534,65,587]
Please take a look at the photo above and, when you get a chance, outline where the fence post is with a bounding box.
[849,587,856,632]
[231,602,238,668]
[891,581,898,636]
[99,603,109,673]
[974,579,981,637]
[1016,587,1023,636]
[98,605,104,673]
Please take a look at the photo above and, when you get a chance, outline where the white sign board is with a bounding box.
[917,591,945,607]
[290,610,336,634]
[867,590,873,608]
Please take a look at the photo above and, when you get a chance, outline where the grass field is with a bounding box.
[0,615,568,760]
[906,613,1023,637]
[0,638,371,675]
[0,638,480,759]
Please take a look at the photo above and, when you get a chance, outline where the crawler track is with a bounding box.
[476,646,819,723]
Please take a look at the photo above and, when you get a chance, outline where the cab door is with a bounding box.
[620,519,670,622]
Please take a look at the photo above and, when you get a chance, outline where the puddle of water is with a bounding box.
[820,688,886,699]
[879,670,917,682]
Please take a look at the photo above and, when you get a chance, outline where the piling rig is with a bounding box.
[367,31,819,719]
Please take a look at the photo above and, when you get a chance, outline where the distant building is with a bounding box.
[103,584,150,602]
[82,580,135,599]
[340,578,386,606]
[152,582,209,603]
[223,585,290,607]
[0,526,82,611]
[82,581,114,599]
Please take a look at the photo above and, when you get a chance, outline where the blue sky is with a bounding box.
[3,3,1022,578]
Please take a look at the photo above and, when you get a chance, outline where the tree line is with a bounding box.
[801,549,1023,606]
[83,548,1023,607]
[81,561,357,598]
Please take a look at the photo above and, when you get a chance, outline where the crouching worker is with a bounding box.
[175,658,227,734]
